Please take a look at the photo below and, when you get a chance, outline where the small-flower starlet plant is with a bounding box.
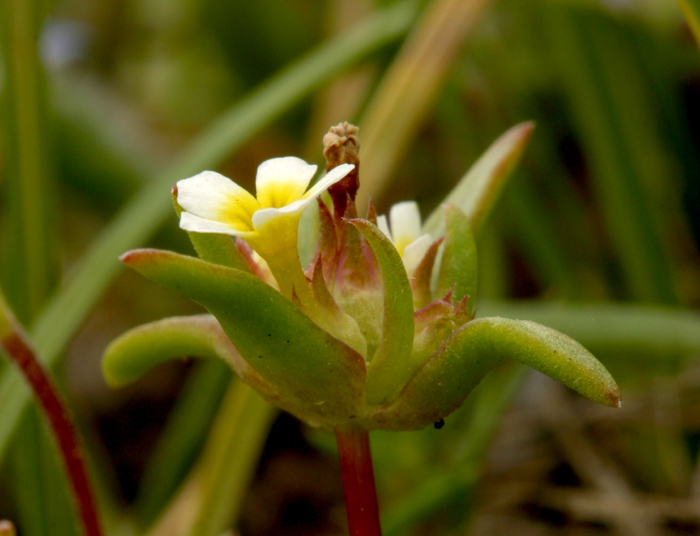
[103,122,620,536]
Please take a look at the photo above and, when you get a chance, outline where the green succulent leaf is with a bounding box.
[102,314,266,389]
[423,122,535,237]
[121,249,366,426]
[435,204,477,308]
[366,317,620,430]
[347,219,415,406]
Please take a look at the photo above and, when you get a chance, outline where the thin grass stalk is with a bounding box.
[357,0,493,210]
[188,382,275,536]
[678,0,700,46]
[0,0,58,325]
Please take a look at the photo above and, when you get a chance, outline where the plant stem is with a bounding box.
[0,300,103,536]
[335,426,382,536]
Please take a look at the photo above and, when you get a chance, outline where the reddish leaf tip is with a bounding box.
[608,389,622,408]
[119,248,158,265]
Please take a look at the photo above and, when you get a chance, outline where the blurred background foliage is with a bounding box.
[0,0,700,535]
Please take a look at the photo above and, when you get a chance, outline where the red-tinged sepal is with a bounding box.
[366,199,378,226]
[434,204,477,312]
[309,260,368,358]
[410,237,443,310]
[347,219,415,406]
[307,199,340,286]
[411,292,471,370]
[235,237,278,288]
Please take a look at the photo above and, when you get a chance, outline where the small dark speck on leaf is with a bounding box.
[434,419,445,430]
[267,334,271,337]
[258,355,262,359]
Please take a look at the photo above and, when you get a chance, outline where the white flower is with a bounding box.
[176,157,353,256]
[377,201,433,276]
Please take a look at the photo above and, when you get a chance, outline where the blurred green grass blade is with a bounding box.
[190,382,276,536]
[52,74,161,210]
[479,300,700,367]
[0,1,73,533]
[678,0,700,46]
[0,0,59,325]
[11,411,48,536]
[0,0,419,461]
[382,464,480,536]
[544,4,677,303]
[502,178,585,298]
[423,122,535,237]
[136,360,232,529]
[10,408,80,536]
[357,0,493,210]
[477,224,508,300]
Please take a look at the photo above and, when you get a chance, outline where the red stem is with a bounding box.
[1,329,103,536]
[335,426,382,536]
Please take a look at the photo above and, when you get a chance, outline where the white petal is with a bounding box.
[377,215,392,241]
[251,198,311,230]
[180,212,254,237]
[402,234,433,275]
[255,157,318,208]
[177,170,257,220]
[390,201,423,255]
[302,163,354,201]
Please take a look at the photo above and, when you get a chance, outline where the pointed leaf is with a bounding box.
[366,317,620,430]
[423,122,535,237]
[121,249,366,425]
[435,205,477,309]
[347,219,414,406]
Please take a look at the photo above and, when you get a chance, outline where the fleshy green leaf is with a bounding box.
[348,219,415,406]
[423,122,535,238]
[121,249,366,426]
[366,317,620,430]
[102,314,262,389]
[435,205,477,308]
